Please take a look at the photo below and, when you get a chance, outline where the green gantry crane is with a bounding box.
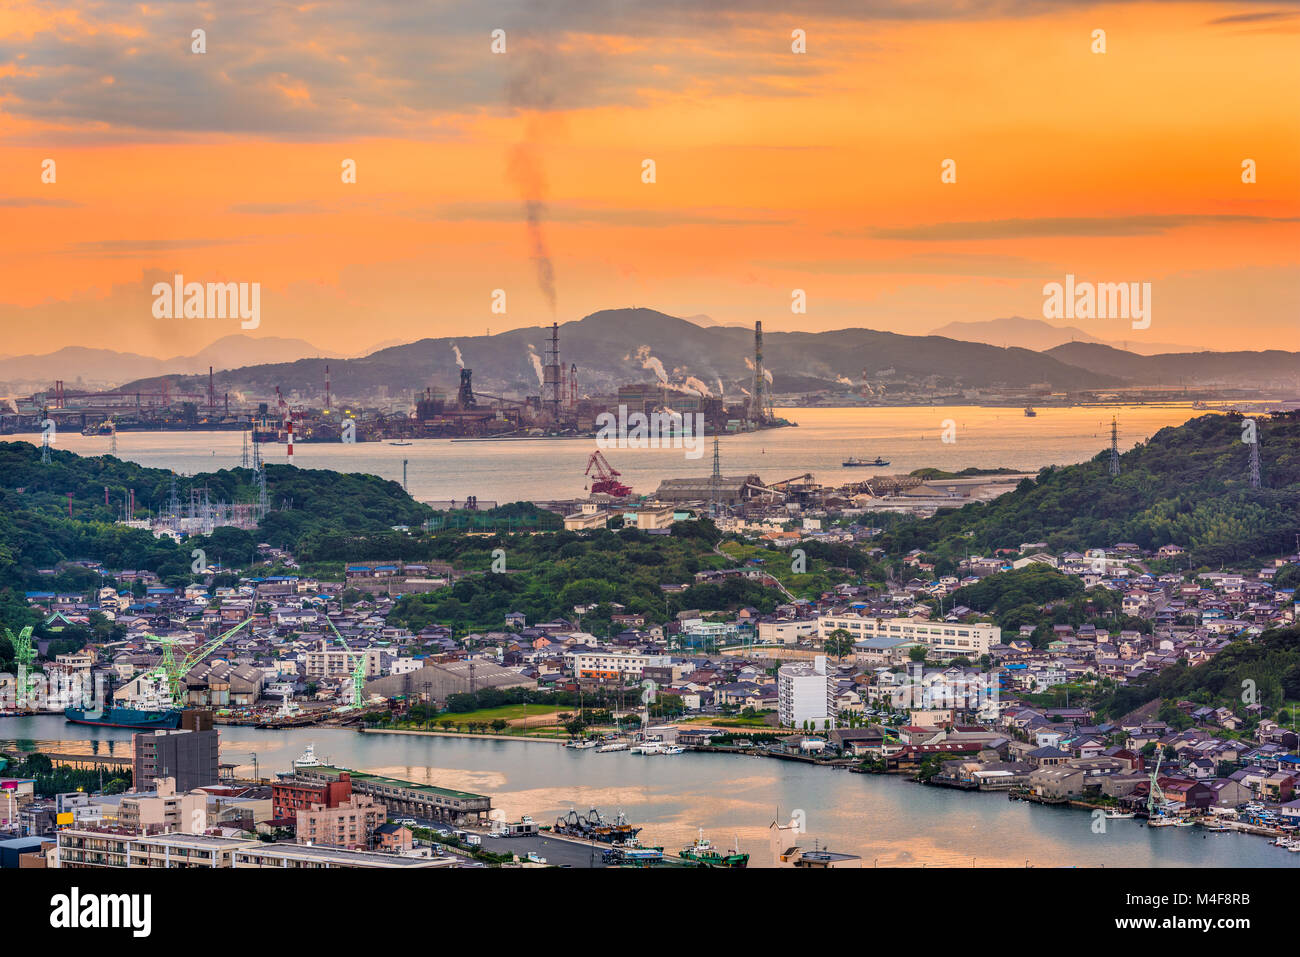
[143,617,254,708]
[6,626,37,707]
[323,613,367,709]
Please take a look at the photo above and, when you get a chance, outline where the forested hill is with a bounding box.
[885,412,1300,566]
[0,441,431,592]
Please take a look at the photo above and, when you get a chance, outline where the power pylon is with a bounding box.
[1108,417,1120,477]
[1249,423,1262,489]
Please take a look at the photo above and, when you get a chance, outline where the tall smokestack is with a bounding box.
[544,321,562,424]
[749,321,766,425]
[325,365,331,410]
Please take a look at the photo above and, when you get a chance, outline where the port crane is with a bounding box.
[1146,750,1168,819]
[323,613,367,709]
[5,626,37,707]
[143,617,254,708]
[584,450,632,497]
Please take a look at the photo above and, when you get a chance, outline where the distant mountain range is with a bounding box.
[116,308,1124,399]
[0,335,337,391]
[11,309,1299,400]
[1044,342,1300,388]
[929,317,1198,355]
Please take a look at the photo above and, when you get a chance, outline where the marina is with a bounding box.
[4,717,1297,867]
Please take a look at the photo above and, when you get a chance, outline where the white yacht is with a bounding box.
[293,743,322,770]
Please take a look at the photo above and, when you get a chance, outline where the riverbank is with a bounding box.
[360,727,567,745]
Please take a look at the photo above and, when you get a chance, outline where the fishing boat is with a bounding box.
[595,741,629,753]
[1024,406,1037,417]
[842,456,890,467]
[681,829,749,868]
[565,738,596,750]
[554,807,641,844]
[1103,810,1135,819]
[388,441,413,446]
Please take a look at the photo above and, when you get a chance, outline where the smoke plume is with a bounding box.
[527,345,545,386]
[507,50,561,317]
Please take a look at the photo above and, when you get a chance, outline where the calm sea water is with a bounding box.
[3,717,1294,867]
[34,404,1211,503]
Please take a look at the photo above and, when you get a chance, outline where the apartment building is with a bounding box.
[777,655,831,729]
[57,829,249,868]
[296,793,386,850]
[117,779,207,835]
[304,639,385,679]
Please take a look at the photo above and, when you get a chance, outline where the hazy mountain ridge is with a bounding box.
[1044,342,1300,387]
[117,307,1123,399]
[0,335,337,391]
[930,316,1198,355]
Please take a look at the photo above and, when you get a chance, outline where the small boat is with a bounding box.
[389,440,413,446]
[1103,810,1135,820]
[1147,816,1178,827]
[681,829,749,868]
[842,456,890,467]
[596,741,629,753]
[1024,406,1037,417]
[661,745,685,755]
[565,739,596,750]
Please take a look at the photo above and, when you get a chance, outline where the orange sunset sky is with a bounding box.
[0,0,1296,359]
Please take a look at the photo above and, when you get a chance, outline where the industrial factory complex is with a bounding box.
[1,321,789,445]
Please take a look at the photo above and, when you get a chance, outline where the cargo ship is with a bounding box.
[842,456,889,467]
[64,706,182,730]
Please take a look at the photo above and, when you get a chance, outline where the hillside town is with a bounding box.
[3,521,1300,868]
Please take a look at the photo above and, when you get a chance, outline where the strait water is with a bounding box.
[28,404,1219,504]
[3,716,1294,867]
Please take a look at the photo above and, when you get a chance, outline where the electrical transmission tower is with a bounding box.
[1249,423,1262,489]
[709,436,722,518]
[1108,416,1120,477]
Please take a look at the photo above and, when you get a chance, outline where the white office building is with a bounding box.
[818,614,999,657]
[778,655,832,729]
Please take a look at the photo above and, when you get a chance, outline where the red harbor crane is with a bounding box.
[584,450,632,497]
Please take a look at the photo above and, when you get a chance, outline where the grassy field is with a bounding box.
[436,704,571,725]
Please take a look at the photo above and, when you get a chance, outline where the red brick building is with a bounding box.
[272,772,354,827]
